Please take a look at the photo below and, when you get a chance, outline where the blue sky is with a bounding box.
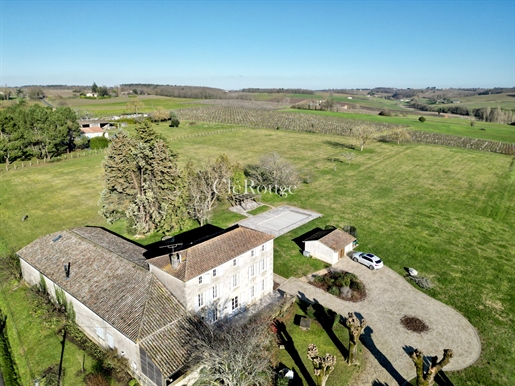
[1,0,514,89]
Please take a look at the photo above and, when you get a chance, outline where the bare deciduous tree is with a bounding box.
[351,124,379,151]
[149,106,169,122]
[409,348,453,386]
[185,312,273,386]
[126,99,144,114]
[388,127,412,145]
[344,312,367,365]
[245,152,299,195]
[186,154,238,226]
[307,343,336,386]
[342,152,354,165]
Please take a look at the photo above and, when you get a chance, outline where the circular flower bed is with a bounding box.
[310,270,366,302]
[400,315,430,333]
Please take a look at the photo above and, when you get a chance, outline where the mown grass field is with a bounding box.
[51,95,200,118]
[1,119,514,385]
[421,92,515,112]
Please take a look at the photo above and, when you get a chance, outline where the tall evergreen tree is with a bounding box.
[99,123,187,235]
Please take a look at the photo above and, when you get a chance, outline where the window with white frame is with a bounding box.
[106,332,114,349]
[250,285,255,298]
[198,276,203,285]
[258,259,265,272]
[231,274,238,288]
[231,296,239,311]
[248,264,255,278]
[260,279,265,292]
[198,293,204,308]
[212,285,218,299]
[95,325,104,340]
[209,308,219,323]
[212,268,217,277]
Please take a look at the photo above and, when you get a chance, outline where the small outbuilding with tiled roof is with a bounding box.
[303,228,356,265]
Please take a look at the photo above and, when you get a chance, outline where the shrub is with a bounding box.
[350,279,364,292]
[379,110,392,116]
[313,275,326,284]
[418,116,426,123]
[328,286,340,296]
[169,111,180,127]
[90,136,109,149]
[306,305,315,319]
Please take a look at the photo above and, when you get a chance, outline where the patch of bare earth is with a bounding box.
[400,315,429,333]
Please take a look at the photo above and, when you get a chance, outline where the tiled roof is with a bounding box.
[17,228,189,377]
[147,225,274,282]
[304,228,355,252]
[72,227,148,269]
[80,126,105,133]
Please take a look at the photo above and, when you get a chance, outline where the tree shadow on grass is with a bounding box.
[295,293,349,361]
[361,326,406,385]
[274,319,316,386]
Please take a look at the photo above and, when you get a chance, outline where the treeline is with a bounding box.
[0,101,83,168]
[241,88,314,94]
[409,102,514,124]
[121,84,228,99]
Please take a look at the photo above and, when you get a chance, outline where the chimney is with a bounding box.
[64,262,71,280]
[170,253,180,269]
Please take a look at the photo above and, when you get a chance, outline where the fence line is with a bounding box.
[1,149,107,173]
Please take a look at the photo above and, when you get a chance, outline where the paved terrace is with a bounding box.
[238,205,321,237]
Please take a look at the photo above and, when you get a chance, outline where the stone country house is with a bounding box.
[17,225,274,386]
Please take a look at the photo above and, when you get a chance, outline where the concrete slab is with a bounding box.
[238,205,322,237]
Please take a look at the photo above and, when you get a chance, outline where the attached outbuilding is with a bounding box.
[303,228,356,265]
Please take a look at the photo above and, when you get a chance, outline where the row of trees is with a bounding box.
[99,123,298,235]
[409,102,514,124]
[0,101,83,168]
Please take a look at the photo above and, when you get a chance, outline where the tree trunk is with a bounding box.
[410,348,453,386]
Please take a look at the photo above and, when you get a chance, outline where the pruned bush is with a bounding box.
[90,136,109,149]
[379,110,392,116]
[418,116,426,123]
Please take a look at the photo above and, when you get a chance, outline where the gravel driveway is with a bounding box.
[277,257,481,385]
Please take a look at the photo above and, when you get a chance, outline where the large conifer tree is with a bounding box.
[99,122,187,235]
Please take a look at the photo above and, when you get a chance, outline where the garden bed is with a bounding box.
[309,270,366,302]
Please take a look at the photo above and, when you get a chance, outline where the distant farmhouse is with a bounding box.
[17,225,274,386]
[79,119,113,138]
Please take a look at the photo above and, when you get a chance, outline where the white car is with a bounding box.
[352,252,384,270]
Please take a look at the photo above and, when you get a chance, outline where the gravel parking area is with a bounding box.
[278,257,481,385]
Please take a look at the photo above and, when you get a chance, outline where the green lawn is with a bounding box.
[50,95,200,118]
[273,301,357,386]
[0,282,96,385]
[0,122,514,385]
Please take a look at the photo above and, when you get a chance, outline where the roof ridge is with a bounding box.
[135,275,154,341]
[138,316,187,344]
